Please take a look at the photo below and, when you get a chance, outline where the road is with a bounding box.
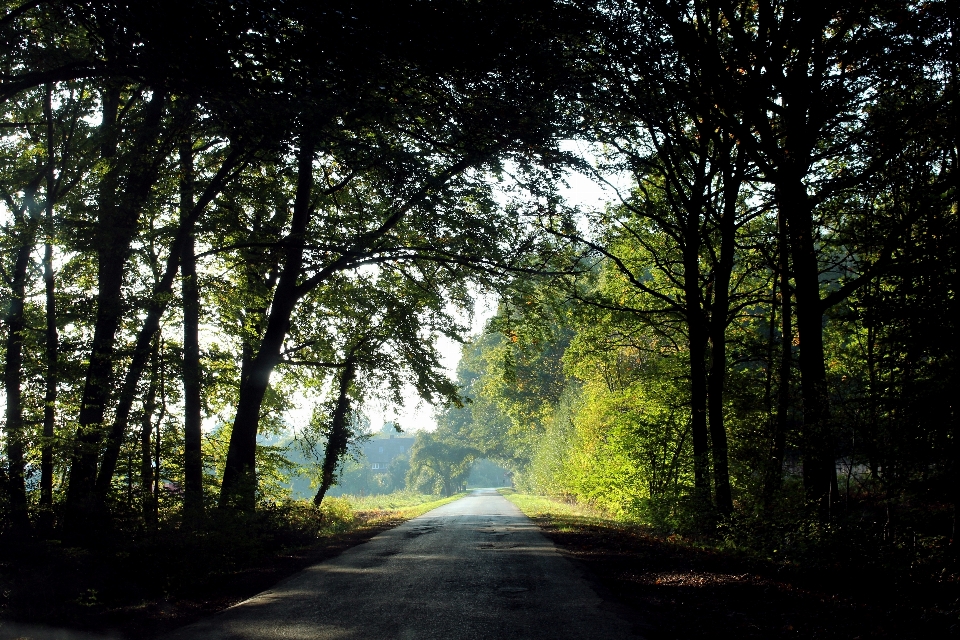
[165,489,640,639]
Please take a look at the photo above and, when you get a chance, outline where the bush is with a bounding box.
[316,497,355,534]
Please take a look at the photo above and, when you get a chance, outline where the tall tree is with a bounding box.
[64,85,172,531]
[180,134,203,520]
[1,79,93,531]
[546,125,760,518]
[654,0,943,515]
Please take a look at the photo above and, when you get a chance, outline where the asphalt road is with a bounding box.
[164,489,641,639]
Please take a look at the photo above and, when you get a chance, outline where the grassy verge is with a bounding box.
[499,488,608,525]
[499,491,959,639]
[328,492,467,535]
[0,492,464,639]
[344,490,465,518]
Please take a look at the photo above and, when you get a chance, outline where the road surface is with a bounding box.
[165,489,640,639]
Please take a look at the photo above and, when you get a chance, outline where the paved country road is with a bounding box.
[162,489,640,640]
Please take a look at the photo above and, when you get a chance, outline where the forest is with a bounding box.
[0,0,957,619]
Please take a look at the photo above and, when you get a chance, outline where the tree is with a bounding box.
[408,431,477,497]
[305,270,466,505]
[1,78,94,533]
[216,0,582,509]
[545,129,761,520]
[650,0,948,515]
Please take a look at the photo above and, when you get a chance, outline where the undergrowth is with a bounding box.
[503,489,960,614]
[0,491,460,634]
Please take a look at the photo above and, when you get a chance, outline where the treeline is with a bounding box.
[1,0,957,553]
[427,0,958,551]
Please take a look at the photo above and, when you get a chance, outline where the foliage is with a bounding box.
[406,430,477,497]
[465,458,510,488]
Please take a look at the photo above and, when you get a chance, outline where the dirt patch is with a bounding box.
[530,518,960,639]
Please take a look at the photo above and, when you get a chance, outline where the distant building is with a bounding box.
[361,435,414,472]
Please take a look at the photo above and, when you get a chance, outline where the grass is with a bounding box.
[498,489,608,526]
[341,490,465,516]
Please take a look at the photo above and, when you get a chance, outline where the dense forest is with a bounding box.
[1,0,957,578]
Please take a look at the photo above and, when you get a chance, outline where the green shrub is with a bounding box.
[317,497,355,534]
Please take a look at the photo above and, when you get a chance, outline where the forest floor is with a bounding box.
[0,493,464,639]
[503,491,960,639]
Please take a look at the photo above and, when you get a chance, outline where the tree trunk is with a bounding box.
[93,145,242,498]
[219,136,317,510]
[3,200,40,535]
[706,158,738,517]
[65,85,121,523]
[140,341,160,528]
[683,237,713,521]
[780,176,837,518]
[154,348,166,518]
[950,1,960,551]
[313,356,359,506]
[771,3,838,520]
[181,137,204,521]
[764,211,792,511]
[39,85,58,534]
[65,87,167,534]
[217,146,471,511]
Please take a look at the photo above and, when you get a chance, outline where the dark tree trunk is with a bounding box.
[706,328,732,515]
[3,199,40,535]
[706,158,738,517]
[39,85,59,534]
[65,87,167,533]
[217,147,470,511]
[766,3,839,520]
[181,138,204,520]
[140,341,160,528]
[154,348,166,516]
[779,175,837,518]
[65,85,121,522]
[953,406,959,550]
[688,315,712,514]
[950,2,960,552]
[764,211,792,511]
[94,146,242,498]
[220,136,317,510]
[683,236,713,521]
[313,356,359,506]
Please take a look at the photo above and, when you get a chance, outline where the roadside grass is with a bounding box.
[342,490,465,517]
[499,489,609,529]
